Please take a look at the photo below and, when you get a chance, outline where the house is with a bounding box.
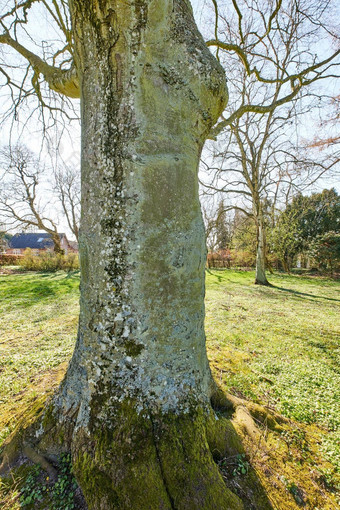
[67,240,79,253]
[6,233,74,255]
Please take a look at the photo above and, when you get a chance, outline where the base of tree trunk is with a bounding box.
[254,278,270,286]
[0,388,276,510]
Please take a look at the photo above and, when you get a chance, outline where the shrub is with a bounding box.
[230,249,256,268]
[19,249,79,272]
[0,254,23,266]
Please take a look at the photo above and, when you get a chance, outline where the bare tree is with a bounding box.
[0,0,339,507]
[201,0,340,284]
[0,0,79,145]
[207,0,340,138]
[203,196,234,253]
[0,144,63,252]
[307,94,340,153]
[54,165,80,241]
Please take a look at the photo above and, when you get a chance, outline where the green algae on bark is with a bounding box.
[72,402,243,510]
[3,1,238,508]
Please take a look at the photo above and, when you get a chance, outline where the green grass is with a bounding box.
[205,270,340,474]
[0,271,80,445]
[0,269,339,508]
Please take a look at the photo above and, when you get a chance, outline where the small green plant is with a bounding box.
[51,453,77,510]
[19,454,77,509]
[19,464,44,507]
[217,453,249,477]
[232,454,249,477]
[287,481,299,495]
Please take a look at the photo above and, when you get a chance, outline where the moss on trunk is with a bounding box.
[71,402,244,509]
[2,1,254,508]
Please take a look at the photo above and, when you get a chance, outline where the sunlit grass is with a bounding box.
[0,269,339,508]
[206,270,340,474]
[0,271,80,446]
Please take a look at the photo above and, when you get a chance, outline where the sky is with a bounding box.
[0,0,339,238]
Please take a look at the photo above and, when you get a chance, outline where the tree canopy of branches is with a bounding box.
[206,0,340,137]
[201,0,340,284]
[0,144,64,252]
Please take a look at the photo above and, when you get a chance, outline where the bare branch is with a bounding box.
[0,31,79,98]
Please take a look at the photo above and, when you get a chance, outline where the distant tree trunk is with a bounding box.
[282,257,290,273]
[50,232,62,254]
[20,1,245,508]
[255,216,269,285]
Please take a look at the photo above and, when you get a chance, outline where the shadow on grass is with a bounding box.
[64,270,80,279]
[272,285,340,303]
[1,272,80,309]
[38,270,80,279]
[206,268,224,282]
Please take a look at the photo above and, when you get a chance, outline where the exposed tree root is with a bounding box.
[0,391,278,510]
[211,385,288,432]
[21,444,57,481]
[2,384,338,509]
[0,384,296,510]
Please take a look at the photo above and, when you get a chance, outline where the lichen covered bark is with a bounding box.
[255,218,269,286]
[59,0,227,424]
[4,1,248,507]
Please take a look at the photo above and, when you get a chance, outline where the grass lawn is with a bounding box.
[0,269,339,509]
[0,271,80,446]
[206,271,340,473]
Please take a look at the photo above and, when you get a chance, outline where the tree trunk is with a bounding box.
[255,218,269,285]
[282,257,290,273]
[50,232,63,254]
[22,1,245,508]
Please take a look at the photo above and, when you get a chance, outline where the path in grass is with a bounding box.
[205,270,340,476]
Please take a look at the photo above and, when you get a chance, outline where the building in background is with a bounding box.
[5,233,77,255]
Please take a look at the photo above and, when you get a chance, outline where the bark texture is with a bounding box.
[255,217,269,286]
[17,1,245,508]
[60,0,227,421]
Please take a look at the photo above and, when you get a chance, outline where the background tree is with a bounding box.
[230,210,257,268]
[0,145,63,252]
[308,94,340,152]
[308,231,340,274]
[215,199,232,251]
[201,0,340,285]
[270,188,340,271]
[203,197,233,253]
[296,189,340,242]
[0,229,9,252]
[54,165,80,241]
[269,206,301,272]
